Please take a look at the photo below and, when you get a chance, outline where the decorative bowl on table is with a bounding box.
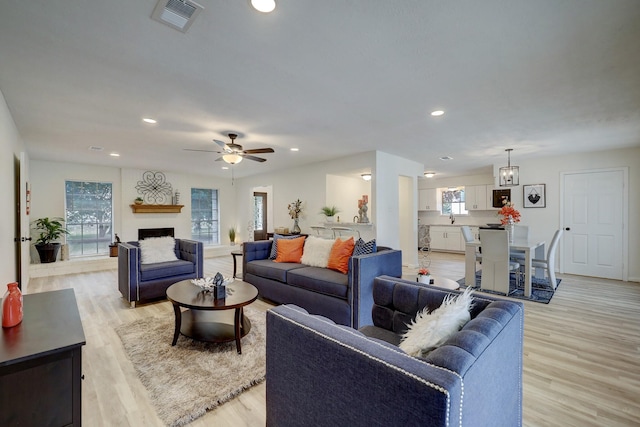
[191,276,234,292]
[486,223,503,228]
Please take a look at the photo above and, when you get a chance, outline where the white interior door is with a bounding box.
[562,169,626,280]
[19,151,30,292]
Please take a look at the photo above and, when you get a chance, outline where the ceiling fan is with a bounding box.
[184,133,274,164]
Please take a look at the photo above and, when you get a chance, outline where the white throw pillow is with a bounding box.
[139,236,178,264]
[399,287,474,358]
[300,236,335,268]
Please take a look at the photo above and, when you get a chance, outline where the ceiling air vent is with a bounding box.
[151,0,204,33]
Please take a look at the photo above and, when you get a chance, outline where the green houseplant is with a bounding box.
[32,217,69,263]
[320,206,340,222]
[228,227,237,245]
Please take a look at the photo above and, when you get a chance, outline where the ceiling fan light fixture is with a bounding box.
[361,173,372,181]
[499,148,520,187]
[222,153,243,164]
[251,0,276,13]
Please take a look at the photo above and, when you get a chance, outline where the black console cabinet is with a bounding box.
[0,289,86,426]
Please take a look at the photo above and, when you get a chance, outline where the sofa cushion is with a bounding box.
[359,325,402,347]
[246,259,306,283]
[399,288,474,357]
[275,237,305,263]
[269,234,302,260]
[139,259,195,281]
[327,237,355,274]
[300,236,334,268]
[139,236,178,264]
[353,238,376,256]
[287,266,349,299]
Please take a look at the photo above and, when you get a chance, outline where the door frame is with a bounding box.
[559,167,628,281]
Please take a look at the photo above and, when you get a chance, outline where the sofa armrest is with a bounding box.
[242,240,273,274]
[175,238,204,278]
[118,242,140,302]
[266,304,462,427]
[349,249,402,328]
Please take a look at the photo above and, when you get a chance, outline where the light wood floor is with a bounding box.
[27,252,640,426]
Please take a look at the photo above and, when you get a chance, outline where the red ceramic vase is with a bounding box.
[2,282,23,328]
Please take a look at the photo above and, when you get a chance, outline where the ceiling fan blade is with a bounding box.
[214,156,224,162]
[240,154,267,162]
[183,148,223,153]
[243,148,275,154]
[213,139,232,152]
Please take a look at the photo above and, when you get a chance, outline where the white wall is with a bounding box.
[419,146,640,282]
[29,161,236,257]
[0,89,26,286]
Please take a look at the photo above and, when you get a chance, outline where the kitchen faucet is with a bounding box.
[353,215,359,223]
[449,212,455,224]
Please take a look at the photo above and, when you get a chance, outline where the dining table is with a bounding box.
[465,237,546,297]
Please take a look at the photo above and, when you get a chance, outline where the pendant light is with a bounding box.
[499,149,519,187]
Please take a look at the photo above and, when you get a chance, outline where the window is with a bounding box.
[440,187,468,215]
[191,188,219,244]
[65,181,113,257]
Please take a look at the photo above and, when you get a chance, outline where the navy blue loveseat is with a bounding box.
[243,239,402,328]
[266,275,524,427]
[118,239,203,307]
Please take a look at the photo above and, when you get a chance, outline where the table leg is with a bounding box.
[534,243,545,279]
[232,254,238,278]
[234,307,242,354]
[171,303,182,346]
[523,248,532,297]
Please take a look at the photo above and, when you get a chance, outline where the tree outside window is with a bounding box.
[441,187,468,215]
[191,188,219,245]
[65,181,113,257]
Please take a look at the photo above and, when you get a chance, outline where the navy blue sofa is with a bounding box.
[118,239,203,307]
[243,240,402,328]
[266,275,524,427]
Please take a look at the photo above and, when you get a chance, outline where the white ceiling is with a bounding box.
[1,0,639,179]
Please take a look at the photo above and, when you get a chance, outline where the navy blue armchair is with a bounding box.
[266,276,524,427]
[118,238,203,307]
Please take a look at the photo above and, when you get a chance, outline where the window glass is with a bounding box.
[191,188,219,244]
[441,187,468,215]
[65,181,113,257]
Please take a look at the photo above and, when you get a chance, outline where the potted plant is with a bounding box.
[134,197,144,205]
[417,267,431,284]
[32,217,70,263]
[228,227,237,245]
[320,205,340,222]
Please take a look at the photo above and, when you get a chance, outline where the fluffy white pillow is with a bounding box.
[399,288,474,358]
[300,236,335,268]
[139,236,178,264]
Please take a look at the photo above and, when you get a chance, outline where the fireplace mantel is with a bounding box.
[130,204,184,214]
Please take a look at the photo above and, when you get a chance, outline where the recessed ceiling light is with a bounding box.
[290,148,299,152]
[424,172,435,178]
[110,152,120,157]
[143,118,157,124]
[251,0,276,13]
[431,110,445,117]
[89,146,103,151]
[439,156,453,161]
[222,166,229,170]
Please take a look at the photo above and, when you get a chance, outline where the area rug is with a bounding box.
[114,307,265,427]
[457,271,561,304]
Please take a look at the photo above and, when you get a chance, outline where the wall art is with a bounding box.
[523,184,546,208]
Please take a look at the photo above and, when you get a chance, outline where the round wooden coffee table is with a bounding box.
[166,279,259,354]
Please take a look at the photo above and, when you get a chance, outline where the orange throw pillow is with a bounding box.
[275,237,305,263]
[327,237,355,274]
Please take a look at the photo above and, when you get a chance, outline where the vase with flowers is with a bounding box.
[417,268,431,284]
[497,202,521,243]
[288,199,303,234]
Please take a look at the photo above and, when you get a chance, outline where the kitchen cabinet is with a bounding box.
[418,188,438,211]
[429,226,464,252]
[465,185,491,210]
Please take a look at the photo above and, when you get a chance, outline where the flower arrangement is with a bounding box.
[418,268,430,276]
[497,202,521,224]
[288,199,303,219]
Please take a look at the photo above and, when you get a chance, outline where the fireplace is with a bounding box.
[138,228,175,240]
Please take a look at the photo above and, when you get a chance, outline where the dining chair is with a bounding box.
[531,229,563,289]
[510,225,530,261]
[461,225,482,261]
[479,229,520,295]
